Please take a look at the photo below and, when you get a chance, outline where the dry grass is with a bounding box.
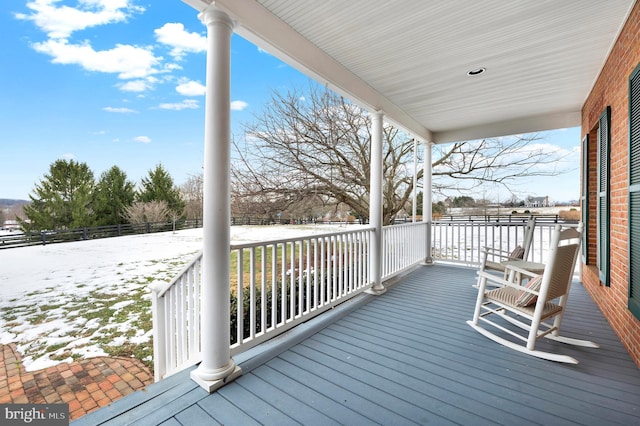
[559,209,581,221]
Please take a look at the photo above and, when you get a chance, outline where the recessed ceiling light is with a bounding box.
[467,67,486,76]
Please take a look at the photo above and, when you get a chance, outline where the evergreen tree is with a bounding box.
[138,164,185,217]
[93,166,136,226]
[21,159,95,231]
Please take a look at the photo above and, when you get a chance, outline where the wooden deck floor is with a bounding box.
[74,264,640,425]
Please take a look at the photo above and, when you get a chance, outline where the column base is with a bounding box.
[191,364,242,393]
[366,284,387,295]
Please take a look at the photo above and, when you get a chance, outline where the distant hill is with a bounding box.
[0,199,29,207]
[1,200,29,223]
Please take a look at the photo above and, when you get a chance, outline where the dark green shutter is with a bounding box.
[597,107,610,286]
[629,63,640,319]
[581,135,589,263]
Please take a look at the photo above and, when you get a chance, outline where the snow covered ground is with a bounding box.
[0,224,355,371]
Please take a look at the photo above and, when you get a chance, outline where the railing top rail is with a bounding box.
[152,250,203,298]
[229,226,374,250]
[432,220,572,228]
[384,221,428,230]
[434,214,578,224]
[156,226,375,297]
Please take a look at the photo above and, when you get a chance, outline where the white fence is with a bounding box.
[151,220,568,381]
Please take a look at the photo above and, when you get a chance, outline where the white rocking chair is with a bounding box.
[467,223,599,364]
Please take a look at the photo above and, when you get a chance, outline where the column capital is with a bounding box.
[199,6,235,30]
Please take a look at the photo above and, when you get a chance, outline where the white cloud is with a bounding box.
[32,38,161,79]
[15,0,144,39]
[61,153,75,159]
[231,100,248,111]
[154,23,206,59]
[103,106,136,113]
[479,141,580,175]
[117,79,153,92]
[176,80,205,96]
[164,63,183,71]
[158,99,199,110]
[133,135,151,143]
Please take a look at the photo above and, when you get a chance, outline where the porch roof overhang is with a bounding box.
[183,0,635,143]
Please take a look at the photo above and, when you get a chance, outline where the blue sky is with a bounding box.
[1,1,581,203]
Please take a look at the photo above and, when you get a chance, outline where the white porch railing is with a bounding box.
[151,226,375,381]
[151,220,569,381]
[431,220,560,265]
[381,222,429,278]
[228,227,372,356]
[151,254,202,381]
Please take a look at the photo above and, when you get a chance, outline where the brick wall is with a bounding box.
[581,1,640,367]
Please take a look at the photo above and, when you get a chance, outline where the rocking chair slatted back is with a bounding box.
[479,217,537,275]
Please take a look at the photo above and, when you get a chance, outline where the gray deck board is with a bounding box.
[157,419,181,426]
[307,328,548,425]
[101,379,203,425]
[131,387,210,426]
[75,264,640,426]
[329,284,626,424]
[196,393,262,426]
[274,350,427,425]
[250,364,375,425]
[232,372,341,426]
[173,403,219,426]
[292,337,500,425]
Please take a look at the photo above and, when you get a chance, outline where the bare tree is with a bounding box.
[232,85,570,225]
[180,174,203,220]
[233,85,415,225]
[124,201,171,224]
[231,179,291,222]
[432,138,571,196]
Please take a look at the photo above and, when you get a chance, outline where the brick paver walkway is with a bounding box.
[0,343,153,420]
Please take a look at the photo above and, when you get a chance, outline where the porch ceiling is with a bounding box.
[184,0,636,143]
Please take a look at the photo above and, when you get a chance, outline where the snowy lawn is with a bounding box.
[0,224,353,373]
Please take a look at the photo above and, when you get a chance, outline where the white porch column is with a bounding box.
[191,6,241,392]
[412,138,418,222]
[423,141,434,264]
[367,111,386,295]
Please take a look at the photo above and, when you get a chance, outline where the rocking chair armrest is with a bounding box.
[481,246,512,257]
[503,263,541,278]
[476,270,528,291]
[481,246,525,263]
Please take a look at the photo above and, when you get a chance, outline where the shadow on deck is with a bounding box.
[74,264,640,425]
